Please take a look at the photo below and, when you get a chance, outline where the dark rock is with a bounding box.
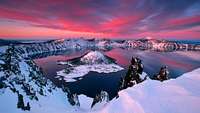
[17,94,31,111]
[119,57,146,90]
[63,86,80,106]
[153,66,169,82]
[91,91,109,108]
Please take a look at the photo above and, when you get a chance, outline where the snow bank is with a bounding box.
[1,67,200,113]
[93,68,200,113]
[0,87,77,113]
[78,95,93,111]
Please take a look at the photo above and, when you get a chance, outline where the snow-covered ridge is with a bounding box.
[92,68,200,113]
[0,46,73,111]
[14,39,95,58]
[4,38,198,58]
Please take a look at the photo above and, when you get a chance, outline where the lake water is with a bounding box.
[34,48,200,99]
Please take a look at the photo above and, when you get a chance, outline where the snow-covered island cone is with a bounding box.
[57,51,124,82]
[80,51,113,64]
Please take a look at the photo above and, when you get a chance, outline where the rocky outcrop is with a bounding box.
[91,91,109,108]
[152,66,170,82]
[119,57,146,90]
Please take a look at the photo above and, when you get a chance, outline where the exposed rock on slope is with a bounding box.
[0,46,78,111]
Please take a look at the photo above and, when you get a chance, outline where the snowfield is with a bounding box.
[1,67,200,113]
[92,68,200,113]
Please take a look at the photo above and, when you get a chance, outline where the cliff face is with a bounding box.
[11,38,199,59]
[0,46,84,112]
[0,46,60,110]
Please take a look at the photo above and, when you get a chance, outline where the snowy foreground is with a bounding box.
[93,68,200,113]
[1,67,200,113]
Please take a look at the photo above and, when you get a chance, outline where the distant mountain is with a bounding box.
[1,38,200,57]
[126,38,200,51]
[0,39,22,46]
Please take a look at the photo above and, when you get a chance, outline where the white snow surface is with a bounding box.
[92,68,200,113]
[78,95,93,111]
[0,46,8,53]
[57,64,124,82]
[80,51,110,64]
[1,68,200,113]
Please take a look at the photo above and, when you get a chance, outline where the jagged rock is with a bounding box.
[17,94,30,111]
[0,45,21,75]
[91,91,109,108]
[153,66,169,81]
[67,93,80,106]
[119,57,146,90]
[62,86,80,106]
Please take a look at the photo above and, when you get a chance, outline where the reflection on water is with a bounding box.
[34,48,200,99]
[105,48,200,78]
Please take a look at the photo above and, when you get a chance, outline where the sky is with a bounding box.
[0,0,200,40]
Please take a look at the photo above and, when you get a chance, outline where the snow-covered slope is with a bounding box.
[0,46,76,112]
[1,67,200,113]
[92,68,200,113]
[0,46,93,113]
[0,46,200,113]
[15,39,95,58]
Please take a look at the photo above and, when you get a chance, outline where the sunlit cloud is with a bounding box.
[0,0,200,39]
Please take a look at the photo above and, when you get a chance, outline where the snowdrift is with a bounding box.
[93,68,200,113]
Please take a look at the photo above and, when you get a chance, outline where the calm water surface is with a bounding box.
[34,48,200,99]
